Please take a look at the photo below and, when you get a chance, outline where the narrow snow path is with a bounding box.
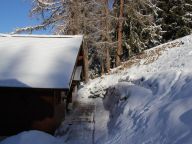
[56,96,96,144]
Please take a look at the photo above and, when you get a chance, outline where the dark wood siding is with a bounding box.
[0,88,65,136]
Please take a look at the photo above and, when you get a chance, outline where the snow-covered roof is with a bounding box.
[0,34,83,89]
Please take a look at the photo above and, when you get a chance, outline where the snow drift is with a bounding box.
[78,34,192,144]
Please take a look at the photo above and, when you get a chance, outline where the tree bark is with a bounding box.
[104,0,111,73]
[106,47,110,73]
[116,0,124,66]
[83,41,89,83]
[101,58,105,75]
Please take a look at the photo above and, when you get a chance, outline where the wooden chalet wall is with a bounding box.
[0,88,65,136]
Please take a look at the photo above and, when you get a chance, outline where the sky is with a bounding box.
[0,0,45,34]
[0,0,114,34]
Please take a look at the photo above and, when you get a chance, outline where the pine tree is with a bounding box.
[113,0,161,60]
[156,0,192,42]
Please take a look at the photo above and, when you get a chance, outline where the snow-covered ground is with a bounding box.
[0,130,63,144]
[70,34,192,144]
[1,34,192,144]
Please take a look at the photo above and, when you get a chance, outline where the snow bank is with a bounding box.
[98,71,192,144]
[0,130,63,144]
[77,34,192,144]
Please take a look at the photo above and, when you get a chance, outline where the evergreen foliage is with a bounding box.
[113,0,162,60]
[156,0,192,42]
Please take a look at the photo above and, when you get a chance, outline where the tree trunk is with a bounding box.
[104,0,111,73]
[101,58,105,75]
[67,0,80,35]
[116,0,124,66]
[106,47,110,73]
[83,41,89,83]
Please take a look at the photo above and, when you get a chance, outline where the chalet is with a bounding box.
[0,34,88,136]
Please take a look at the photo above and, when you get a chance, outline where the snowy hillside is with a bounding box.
[72,34,192,144]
